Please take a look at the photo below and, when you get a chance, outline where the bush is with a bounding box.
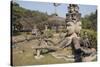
[12,31,21,36]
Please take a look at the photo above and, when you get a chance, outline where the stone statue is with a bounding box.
[33,4,96,61]
[65,4,81,37]
[32,25,39,38]
[57,4,96,62]
[82,31,91,48]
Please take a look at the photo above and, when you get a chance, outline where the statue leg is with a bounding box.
[58,37,72,48]
[36,49,41,57]
[72,37,82,62]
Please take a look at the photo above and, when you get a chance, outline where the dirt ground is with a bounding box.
[11,33,97,66]
[11,33,74,66]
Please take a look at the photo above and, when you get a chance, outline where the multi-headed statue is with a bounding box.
[59,4,82,48]
[58,4,96,62]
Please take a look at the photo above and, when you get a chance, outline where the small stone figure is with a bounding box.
[32,25,38,35]
[82,31,91,48]
[32,25,39,39]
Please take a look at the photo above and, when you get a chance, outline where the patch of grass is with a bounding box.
[12,39,73,66]
[12,51,72,66]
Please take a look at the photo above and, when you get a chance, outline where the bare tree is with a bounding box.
[53,3,60,15]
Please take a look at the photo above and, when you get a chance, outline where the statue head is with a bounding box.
[66,21,81,36]
[66,4,81,36]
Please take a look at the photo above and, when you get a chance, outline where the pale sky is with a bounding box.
[14,1,97,18]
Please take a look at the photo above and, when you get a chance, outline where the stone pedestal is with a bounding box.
[34,49,44,59]
[50,47,75,62]
[82,54,97,62]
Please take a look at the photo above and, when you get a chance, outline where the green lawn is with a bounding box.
[12,49,73,66]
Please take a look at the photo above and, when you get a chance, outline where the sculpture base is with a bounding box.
[34,55,44,59]
[50,47,75,62]
[51,52,75,62]
[82,55,97,62]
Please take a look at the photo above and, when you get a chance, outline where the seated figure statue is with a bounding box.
[82,31,91,48]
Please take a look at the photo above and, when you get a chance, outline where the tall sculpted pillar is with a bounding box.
[66,4,82,62]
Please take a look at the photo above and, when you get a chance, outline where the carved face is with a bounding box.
[66,21,82,35]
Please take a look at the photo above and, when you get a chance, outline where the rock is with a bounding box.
[34,55,44,59]
[82,55,97,62]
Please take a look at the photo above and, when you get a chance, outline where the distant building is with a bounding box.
[43,14,66,32]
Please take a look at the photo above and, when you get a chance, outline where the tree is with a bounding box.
[12,2,49,35]
[81,10,97,31]
[12,2,23,32]
[53,3,60,15]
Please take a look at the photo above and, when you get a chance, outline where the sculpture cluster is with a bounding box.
[32,4,96,62]
[64,4,96,62]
